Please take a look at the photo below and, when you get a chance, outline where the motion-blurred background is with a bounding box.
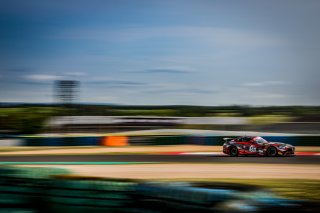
[0,0,319,212]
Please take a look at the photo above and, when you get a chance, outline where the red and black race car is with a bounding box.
[223,136,295,157]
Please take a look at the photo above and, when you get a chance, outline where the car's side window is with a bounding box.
[243,137,251,142]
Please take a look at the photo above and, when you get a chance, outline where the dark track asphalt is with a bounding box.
[0,155,319,164]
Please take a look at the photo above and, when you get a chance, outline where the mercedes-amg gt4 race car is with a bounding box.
[223,136,295,157]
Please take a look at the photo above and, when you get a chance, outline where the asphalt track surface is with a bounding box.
[0,155,319,164]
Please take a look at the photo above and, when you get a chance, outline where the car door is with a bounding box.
[241,137,257,154]
[251,138,266,155]
[241,137,255,154]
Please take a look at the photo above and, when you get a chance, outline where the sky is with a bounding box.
[0,0,319,105]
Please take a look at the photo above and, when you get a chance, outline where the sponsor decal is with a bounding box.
[249,145,256,152]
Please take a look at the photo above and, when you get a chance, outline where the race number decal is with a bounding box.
[249,145,256,152]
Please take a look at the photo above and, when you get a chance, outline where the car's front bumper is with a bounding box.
[277,147,295,156]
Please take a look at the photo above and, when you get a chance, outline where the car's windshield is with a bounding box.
[255,137,267,144]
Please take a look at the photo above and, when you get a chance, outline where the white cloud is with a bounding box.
[242,81,289,87]
[65,72,86,77]
[137,68,193,74]
[25,74,62,81]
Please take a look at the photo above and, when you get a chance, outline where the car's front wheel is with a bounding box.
[266,146,278,157]
[229,146,238,157]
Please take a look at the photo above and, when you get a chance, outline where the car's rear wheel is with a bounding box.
[229,146,238,157]
[266,146,278,157]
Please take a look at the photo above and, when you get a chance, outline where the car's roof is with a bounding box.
[237,136,256,139]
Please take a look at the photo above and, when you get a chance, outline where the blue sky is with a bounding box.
[0,0,319,105]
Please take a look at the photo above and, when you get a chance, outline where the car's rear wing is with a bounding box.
[223,137,234,142]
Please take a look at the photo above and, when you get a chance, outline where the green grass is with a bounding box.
[111,109,178,116]
[0,107,60,114]
[249,115,293,125]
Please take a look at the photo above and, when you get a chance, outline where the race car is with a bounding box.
[222,136,295,157]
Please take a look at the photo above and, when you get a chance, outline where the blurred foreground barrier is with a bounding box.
[0,167,319,212]
[133,182,320,213]
[134,182,237,212]
[0,167,72,212]
[47,176,136,213]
